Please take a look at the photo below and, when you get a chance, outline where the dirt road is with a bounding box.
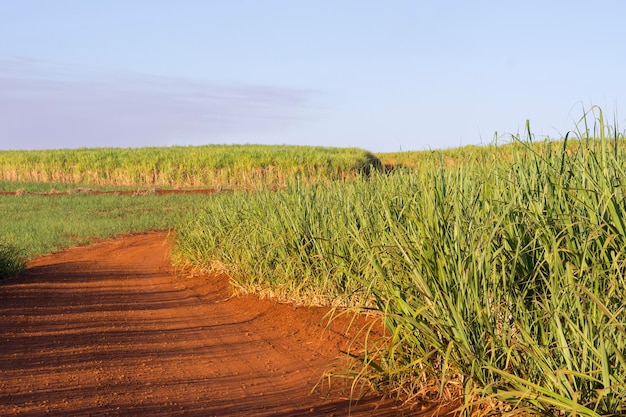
[0,233,449,416]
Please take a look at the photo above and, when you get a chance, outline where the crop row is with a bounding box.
[0,144,380,188]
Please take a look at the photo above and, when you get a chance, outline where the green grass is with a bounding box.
[174,110,626,415]
[0,243,24,279]
[0,144,381,188]
[0,192,211,276]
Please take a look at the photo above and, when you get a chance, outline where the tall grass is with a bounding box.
[359,136,626,415]
[175,109,626,415]
[0,144,380,188]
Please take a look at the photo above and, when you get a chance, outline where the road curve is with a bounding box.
[0,232,449,416]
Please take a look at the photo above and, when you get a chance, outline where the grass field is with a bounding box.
[0,191,211,278]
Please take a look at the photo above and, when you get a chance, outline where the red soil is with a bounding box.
[0,233,454,416]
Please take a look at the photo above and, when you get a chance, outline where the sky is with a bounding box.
[1,1,624,153]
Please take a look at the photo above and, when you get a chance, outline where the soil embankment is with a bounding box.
[0,233,450,416]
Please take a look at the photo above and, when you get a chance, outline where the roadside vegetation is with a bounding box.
[175,109,626,415]
[0,144,380,189]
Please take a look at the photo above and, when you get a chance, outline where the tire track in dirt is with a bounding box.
[0,232,451,416]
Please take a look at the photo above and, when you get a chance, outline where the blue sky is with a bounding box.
[1,1,624,152]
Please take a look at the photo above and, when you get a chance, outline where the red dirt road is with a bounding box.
[0,233,451,416]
